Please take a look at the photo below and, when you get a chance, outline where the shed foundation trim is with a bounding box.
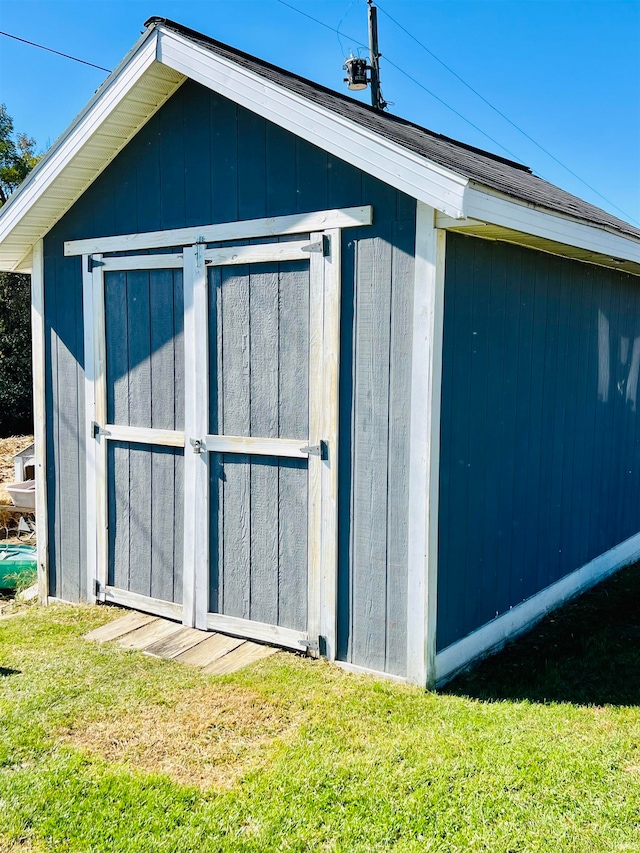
[435,529,640,687]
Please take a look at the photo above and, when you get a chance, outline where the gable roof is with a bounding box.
[0,16,638,273]
[153,17,639,243]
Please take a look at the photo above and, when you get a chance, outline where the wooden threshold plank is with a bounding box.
[202,641,278,675]
[118,618,183,650]
[174,633,244,667]
[144,626,209,659]
[84,610,157,642]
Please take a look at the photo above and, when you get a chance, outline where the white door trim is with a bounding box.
[65,206,372,257]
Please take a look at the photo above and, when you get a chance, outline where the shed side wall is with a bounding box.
[438,232,640,651]
[43,79,415,676]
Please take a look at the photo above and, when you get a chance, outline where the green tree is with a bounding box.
[0,105,40,436]
[0,104,38,206]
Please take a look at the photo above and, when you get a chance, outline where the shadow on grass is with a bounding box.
[442,561,640,707]
[0,667,20,677]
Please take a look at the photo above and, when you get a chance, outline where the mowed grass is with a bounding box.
[2,568,640,851]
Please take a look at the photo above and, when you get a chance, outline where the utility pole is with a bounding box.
[367,0,386,111]
[343,1,387,110]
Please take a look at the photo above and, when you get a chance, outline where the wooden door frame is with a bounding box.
[77,206,371,655]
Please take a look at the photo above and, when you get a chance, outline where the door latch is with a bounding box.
[300,440,328,460]
[190,437,206,454]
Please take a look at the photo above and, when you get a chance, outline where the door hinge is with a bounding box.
[301,637,320,656]
[190,437,206,454]
[94,578,103,598]
[92,421,110,439]
[87,255,104,273]
[300,440,328,460]
[301,235,331,257]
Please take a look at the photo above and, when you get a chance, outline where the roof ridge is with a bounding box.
[144,16,533,175]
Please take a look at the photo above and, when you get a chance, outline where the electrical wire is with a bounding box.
[0,30,111,73]
[275,0,525,164]
[375,1,640,226]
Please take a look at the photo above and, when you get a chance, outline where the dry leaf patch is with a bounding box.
[63,682,298,789]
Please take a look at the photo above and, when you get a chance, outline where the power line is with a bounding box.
[275,0,524,164]
[0,30,111,73]
[374,2,640,227]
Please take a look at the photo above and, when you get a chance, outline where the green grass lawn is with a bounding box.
[2,567,640,852]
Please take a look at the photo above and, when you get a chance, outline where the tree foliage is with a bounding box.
[0,105,40,436]
[0,272,32,435]
[0,104,38,206]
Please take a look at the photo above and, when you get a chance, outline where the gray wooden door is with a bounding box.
[89,253,187,621]
[181,234,341,654]
[85,229,341,650]
[205,253,314,649]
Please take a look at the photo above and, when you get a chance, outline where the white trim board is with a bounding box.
[435,530,640,687]
[104,586,183,622]
[405,204,445,688]
[30,240,48,604]
[205,612,308,651]
[437,187,640,271]
[65,207,371,256]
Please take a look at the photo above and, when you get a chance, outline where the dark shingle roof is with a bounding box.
[147,17,640,242]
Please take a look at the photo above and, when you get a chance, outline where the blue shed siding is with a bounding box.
[43,79,416,676]
[438,232,640,651]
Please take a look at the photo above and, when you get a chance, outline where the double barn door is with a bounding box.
[75,208,369,658]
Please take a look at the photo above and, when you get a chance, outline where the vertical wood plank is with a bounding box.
[173,449,185,604]
[210,93,238,224]
[159,92,185,231]
[104,271,129,425]
[385,220,414,676]
[220,266,251,618]
[150,446,177,602]
[183,81,212,227]
[127,270,152,428]
[238,110,266,220]
[248,265,279,625]
[135,113,161,234]
[31,240,48,603]
[149,268,176,431]
[278,262,309,630]
[464,238,492,633]
[350,228,393,672]
[55,254,82,603]
[173,269,185,431]
[266,123,297,217]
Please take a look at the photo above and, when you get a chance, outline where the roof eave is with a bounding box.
[0,26,185,271]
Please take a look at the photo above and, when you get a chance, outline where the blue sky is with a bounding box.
[0,0,638,226]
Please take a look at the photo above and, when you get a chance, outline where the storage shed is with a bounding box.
[2,18,640,687]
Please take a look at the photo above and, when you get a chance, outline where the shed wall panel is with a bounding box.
[43,79,415,675]
[438,232,640,651]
